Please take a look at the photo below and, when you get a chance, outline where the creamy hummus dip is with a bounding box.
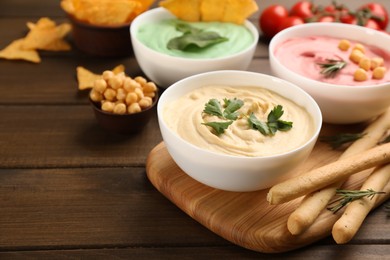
[274,36,390,85]
[136,19,254,59]
[163,86,315,157]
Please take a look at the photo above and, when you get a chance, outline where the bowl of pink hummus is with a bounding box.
[269,22,390,124]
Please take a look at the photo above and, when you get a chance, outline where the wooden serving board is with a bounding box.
[146,124,387,253]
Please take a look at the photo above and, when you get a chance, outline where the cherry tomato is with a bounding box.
[364,19,382,30]
[318,16,335,23]
[359,3,389,30]
[277,16,304,32]
[259,5,289,38]
[324,5,336,14]
[290,1,314,20]
[341,16,381,30]
[340,13,355,24]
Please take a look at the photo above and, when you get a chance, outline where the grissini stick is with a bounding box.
[287,109,390,235]
[267,142,390,205]
[332,164,390,244]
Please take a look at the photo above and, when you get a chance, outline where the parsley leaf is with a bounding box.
[222,98,244,120]
[248,105,293,136]
[248,113,270,136]
[203,98,223,117]
[167,22,228,51]
[202,99,292,137]
[202,121,233,136]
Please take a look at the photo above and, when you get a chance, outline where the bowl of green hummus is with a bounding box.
[130,7,259,88]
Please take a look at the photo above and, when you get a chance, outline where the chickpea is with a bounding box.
[101,101,115,112]
[103,88,117,101]
[93,78,107,93]
[372,66,387,79]
[128,102,142,114]
[371,57,384,70]
[353,68,368,81]
[134,76,147,85]
[353,43,365,53]
[123,77,141,92]
[139,97,152,108]
[349,49,365,63]
[108,75,123,90]
[125,92,138,105]
[116,88,127,101]
[102,70,114,81]
[134,87,144,100]
[113,103,127,115]
[144,91,156,98]
[89,89,103,102]
[143,82,158,92]
[358,57,371,71]
[338,39,350,51]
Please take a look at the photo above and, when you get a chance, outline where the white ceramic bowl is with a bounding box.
[130,7,258,88]
[157,70,322,192]
[269,23,390,124]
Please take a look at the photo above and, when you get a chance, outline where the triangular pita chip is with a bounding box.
[77,65,126,90]
[0,39,41,63]
[160,0,202,22]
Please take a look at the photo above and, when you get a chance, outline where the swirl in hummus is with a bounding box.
[163,85,315,157]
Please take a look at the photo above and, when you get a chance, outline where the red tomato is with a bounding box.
[341,16,381,30]
[359,3,389,30]
[259,5,289,38]
[318,16,335,23]
[290,1,314,19]
[277,16,304,32]
[340,13,355,24]
[364,19,382,30]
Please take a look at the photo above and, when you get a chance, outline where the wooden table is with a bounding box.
[1,0,389,259]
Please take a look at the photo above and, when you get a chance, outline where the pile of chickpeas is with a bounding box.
[89,71,157,114]
[338,39,387,82]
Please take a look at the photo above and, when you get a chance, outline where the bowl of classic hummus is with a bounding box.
[130,7,258,88]
[269,22,390,124]
[157,70,322,192]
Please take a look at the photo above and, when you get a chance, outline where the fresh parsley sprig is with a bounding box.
[202,99,293,136]
[248,105,293,136]
[202,98,243,135]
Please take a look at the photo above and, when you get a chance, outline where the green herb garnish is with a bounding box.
[317,59,347,78]
[203,99,292,136]
[202,98,243,135]
[167,22,228,51]
[320,132,366,149]
[327,189,386,213]
[202,121,233,136]
[248,105,293,136]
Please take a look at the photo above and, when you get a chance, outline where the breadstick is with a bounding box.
[287,108,390,235]
[267,142,390,205]
[332,164,390,244]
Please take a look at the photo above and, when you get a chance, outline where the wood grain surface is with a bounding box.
[146,123,390,253]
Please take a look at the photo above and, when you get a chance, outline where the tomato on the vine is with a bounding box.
[359,3,389,30]
[364,19,382,30]
[318,16,335,23]
[290,1,314,20]
[259,4,289,38]
[277,16,304,31]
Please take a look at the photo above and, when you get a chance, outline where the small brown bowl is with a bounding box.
[68,14,132,57]
[90,93,158,134]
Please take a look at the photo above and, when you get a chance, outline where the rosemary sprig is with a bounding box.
[327,188,386,213]
[317,59,347,78]
[320,132,366,149]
